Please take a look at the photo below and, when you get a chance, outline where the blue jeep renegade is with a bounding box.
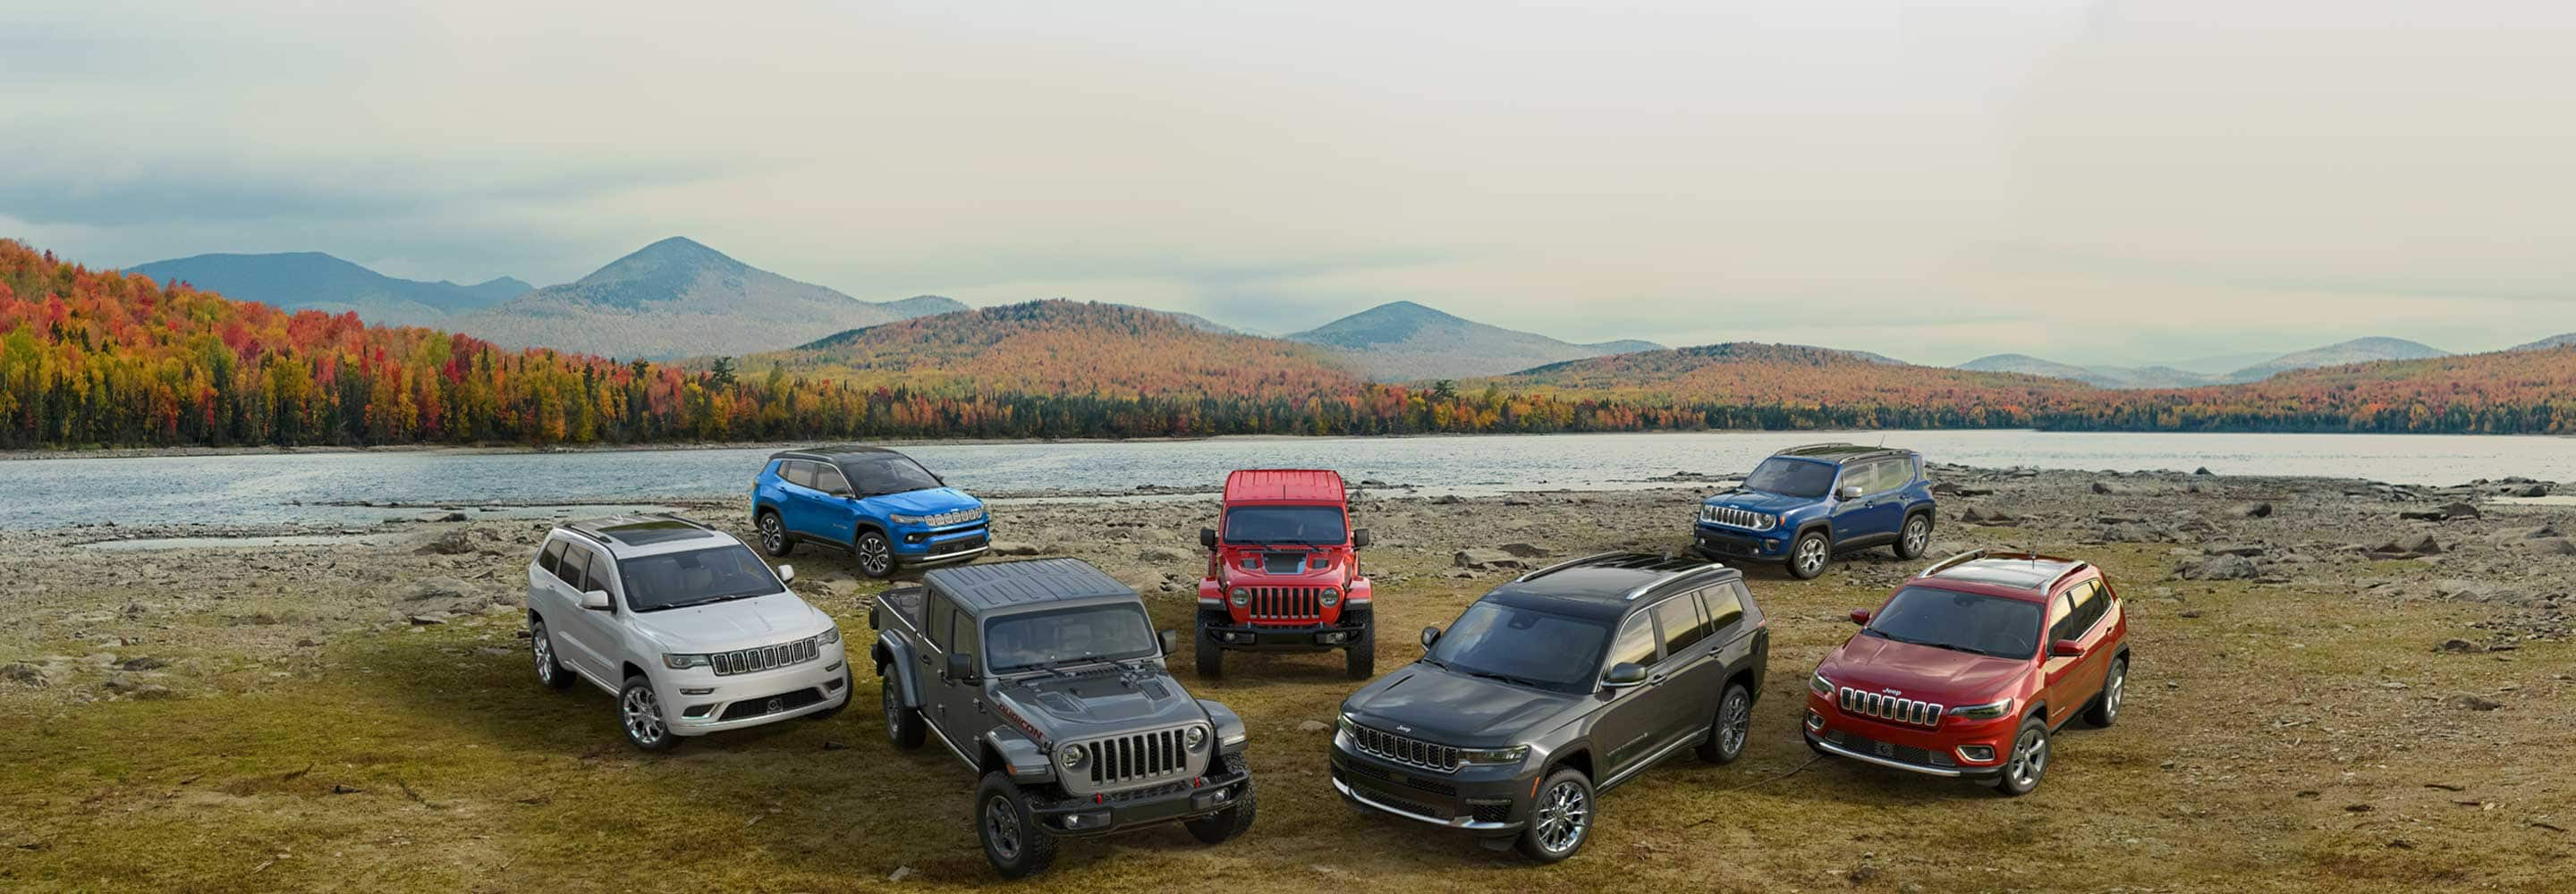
[1693,443,1936,579]
[752,447,989,578]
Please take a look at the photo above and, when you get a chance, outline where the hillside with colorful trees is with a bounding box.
[6,239,2575,449]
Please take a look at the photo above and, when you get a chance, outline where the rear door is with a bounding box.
[1698,580,1764,693]
[1643,593,1722,746]
[776,460,825,539]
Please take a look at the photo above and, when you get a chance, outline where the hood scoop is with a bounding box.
[1261,552,1309,574]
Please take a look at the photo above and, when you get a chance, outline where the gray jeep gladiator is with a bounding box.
[869,558,1257,878]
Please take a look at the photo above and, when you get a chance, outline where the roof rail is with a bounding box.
[1621,561,1734,601]
[2042,561,2094,593]
[1515,551,1633,583]
[646,512,714,531]
[1918,549,1988,577]
[559,526,611,547]
[1775,442,1852,455]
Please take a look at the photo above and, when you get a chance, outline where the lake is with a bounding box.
[4,430,2569,529]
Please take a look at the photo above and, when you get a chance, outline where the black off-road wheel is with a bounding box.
[853,530,895,578]
[1195,614,1224,679]
[1343,611,1375,680]
[1894,512,1933,560]
[1697,682,1753,763]
[1988,716,2049,797]
[755,510,794,558]
[1517,766,1596,863]
[879,670,925,750]
[1183,756,1258,844]
[975,771,1057,879]
[1787,530,1833,580]
[2083,656,2127,728]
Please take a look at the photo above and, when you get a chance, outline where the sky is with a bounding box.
[2,0,2571,367]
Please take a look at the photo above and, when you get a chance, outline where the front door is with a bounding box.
[1591,612,1683,779]
[806,463,860,543]
[551,543,617,680]
[1832,460,1903,544]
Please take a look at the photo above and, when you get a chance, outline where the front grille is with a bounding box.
[1246,586,1331,624]
[1699,504,1776,531]
[1349,723,1462,773]
[1070,726,1205,793]
[927,534,987,557]
[916,508,987,527]
[716,687,824,721]
[713,637,822,676]
[1338,758,1460,797]
[1838,687,1945,728]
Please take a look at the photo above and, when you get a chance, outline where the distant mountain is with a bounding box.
[1952,337,2452,389]
[1285,300,1664,381]
[1958,354,2216,389]
[124,251,530,327]
[2223,336,2447,383]
[757,299,1360,400]
[2512,333,2576,351]
[453,237,952,359]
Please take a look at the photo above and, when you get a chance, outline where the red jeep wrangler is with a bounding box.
[1194,469,1375,679]
[1803,551,2130,797]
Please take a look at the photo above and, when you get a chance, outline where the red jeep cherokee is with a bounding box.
[1803,552,2129,796]
[1194,469,1376,679]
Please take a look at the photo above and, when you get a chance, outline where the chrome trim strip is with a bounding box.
[1332,778,1513,831]
[1599,733,1699,790]
[1809,736,1969,778]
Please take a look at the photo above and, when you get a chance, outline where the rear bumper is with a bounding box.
[1030,757,1252,837]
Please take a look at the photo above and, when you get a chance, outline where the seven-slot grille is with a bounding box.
[1349,723,1463,773]
[1699,504,1775,531]
[712,637,822,676]
[1838,687,1945,727]
[1073,727,1202,791]
[914,508,987,527]
[1246,586,1333,623]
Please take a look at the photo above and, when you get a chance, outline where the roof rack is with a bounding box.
[645,513,714,531]
[1919,549,1988,577]
[1620,561,1733,601]
[1514,551,1635,582]
[1775,442,1854,455]
[2043,561,2093,593]
[1918,550,2090,590]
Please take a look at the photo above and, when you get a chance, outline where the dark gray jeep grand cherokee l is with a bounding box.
[1331,552,1769,862]
[870,559,1256,878]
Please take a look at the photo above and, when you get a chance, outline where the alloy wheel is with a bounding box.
[623,686,666,746]
[882,676,902,738]
[530,623,555,684]
[1718,690,1751,756]
[1796,537,1827,576]
[2006,727,2047,789]
[759,514,784,552]
[1533,780,1589,855]
[859,535,892,576]
[2105,662,2125,720]
[1903,518,1929,554]
[984,795,1021,860]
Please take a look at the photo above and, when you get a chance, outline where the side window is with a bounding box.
[538,540,566,578]
[953,608,981,661]
[2047,592,2078,645]
[1839,461,1879,494]
[1867,460,1902,493]
[559,545,593,592]
[926,593,954,652]
[1700,584,1748,635]
[2064,581,2106,637]
[1890,458,1919,489]
[1606,613,1659,668]
[812,464,852,496]
[1648,595,1707,654]
[783,460,818,489]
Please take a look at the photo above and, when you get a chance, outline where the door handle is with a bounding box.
[1647,674,1667,686]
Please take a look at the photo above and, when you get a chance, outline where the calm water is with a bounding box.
[4,430,2569,529]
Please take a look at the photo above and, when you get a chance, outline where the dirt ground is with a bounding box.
[2,467,2571,892]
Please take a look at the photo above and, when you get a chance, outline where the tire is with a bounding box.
[755,510,793,558]
[853,529,895,578]
[1183,756,1258,844]
[619,675,678,753]
[1194,614,1224,679]
[1697,682,1753,763]
[2083,656,2127,728]
[975,770,1057,879]
[1987,716,2049,797]
[1894,512,1933,560]
[810,670,851,720]
[1343,611,1376,680]
[530,618,574,690]
[1786,530,1832,580]
[1517,766,1596,863]
[880,671,925,750]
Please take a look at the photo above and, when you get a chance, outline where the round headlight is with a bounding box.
[1184,725,1208,750]
[1057,744,1087,769]
[1229,587,1250,606]
[1318,587,1341,607]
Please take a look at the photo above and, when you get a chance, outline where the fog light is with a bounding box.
[682,704,716,718]
[1320,632,1348,645]
[1059,809,1111,830]
[904,533,925,544]
[1805,711,1825,731]
[824,676,845,691]
[1958,745,1996,763]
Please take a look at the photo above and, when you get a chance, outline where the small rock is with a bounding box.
[2090,481,2121,495]
[1496,543,1550,559]
[116,656,168,671]
[987,540,1042,556]
[2176,554,2258,581]
[822,740,848,751]
[889,866,915,881]
[438,511,470,522]
[2446,694,2505,712]
[1137,545,1194,563]
[2379,680,2410,690]
[415,530,474,555]
[1432,494,1465,505]
[2436,638,2484,654]
[407,614,447,627]
[2233,502,2275,519]
[1,662,47,687]
[1297,720,1329,733]
[2202,543,2266,558]
[1453,549,1527,570]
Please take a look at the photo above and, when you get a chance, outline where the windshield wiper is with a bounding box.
[1870,629,1990,657]
[1457,667,1549,689]
[653,594,750,611]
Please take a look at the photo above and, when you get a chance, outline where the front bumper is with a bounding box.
[659,645,852,736]
[1030,755,1253,837]
[892,522,989,565]
[1328,734,1531,836]
[1199,616,1368,652]
[1802,694,2013,780]
[1695,524,1789,560]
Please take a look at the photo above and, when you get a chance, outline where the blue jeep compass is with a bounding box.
[752,447,989,578]
[1693,443,1936,580]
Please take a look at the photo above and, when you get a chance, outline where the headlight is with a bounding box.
[1458,745,1530,765]
[1948,698,2014,721]
[663,654,711,670]
[818,625,840,645]
[1229,587,1250,606]
[1185,725,1208,750]
[889,513,925,524]
[1336,713,1359,738]
[1057,744,1088,770]
[1318,587,1341,607]
[1809,672,1835,698]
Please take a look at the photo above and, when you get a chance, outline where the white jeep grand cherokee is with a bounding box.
[525,515,851,751]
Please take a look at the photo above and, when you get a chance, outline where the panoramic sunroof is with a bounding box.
[598,520,708,545]
[1935,562,2063,589]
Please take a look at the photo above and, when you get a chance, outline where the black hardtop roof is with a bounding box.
[770,445,908,462]
[1771,442,1915,463]
[923,558,1138,613]
[1479,552,1742,620]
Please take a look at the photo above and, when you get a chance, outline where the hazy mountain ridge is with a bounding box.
[2510,333,2576,351]
[1956,336,2453,388]
[1286,300,1665,381]
[760,299,1361,399]
[123,251,530,327]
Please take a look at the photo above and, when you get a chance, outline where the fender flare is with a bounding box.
[983,727,1055,783]
[1198,699,1250,755]
[872,631,923,709]
[1792,519,1835,548]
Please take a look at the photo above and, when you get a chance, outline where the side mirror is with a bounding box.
[2049,639,2085,658]
[945,651,979,683]
[1157,628,1179,655]
[776,564,796,584]
[1352,528,1372,548]
[1200,527,1218,549]
[1849,609,1871,626]
[1601,662,1648,688]
[1839,485,1865,500]
[1419,626,1442,649]
[581,590,613,611]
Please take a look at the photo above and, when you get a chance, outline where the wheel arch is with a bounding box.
[1547,746,1595,782]
[620,661,649,683]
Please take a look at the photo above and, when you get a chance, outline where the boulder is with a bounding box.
[1496,543,1550,559]
[1137,546,1194,563]
[2521,537,2576,556]
[1,662,46,687]
[2370,534,2442,558]
[2090,481,2122,495]
[2504,482,2553,498]
[1453,549,1527,570]
[415,530,474,555]
[2176,554,2259,581]
[2203,543,2267,558]
[988,540,1042,556]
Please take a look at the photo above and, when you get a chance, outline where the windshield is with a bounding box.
[1425,602,1613,692]
[1864,586,2045,659]
[619,545,785,611]
[1222,505,1346,545]
[842,454,945,497]
[984,604,1160,673]
[1742,457,1836,498]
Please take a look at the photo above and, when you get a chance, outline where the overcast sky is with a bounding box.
[4,1,2570,366]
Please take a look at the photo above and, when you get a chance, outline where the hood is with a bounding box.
[629,592,828,652]
[1706,490,1822,513]
[1340,664,1582,747]
[1818,635,2029,705]
[995,668,1206,733]
[1216,545,1350,580]
[862,486,982,515]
